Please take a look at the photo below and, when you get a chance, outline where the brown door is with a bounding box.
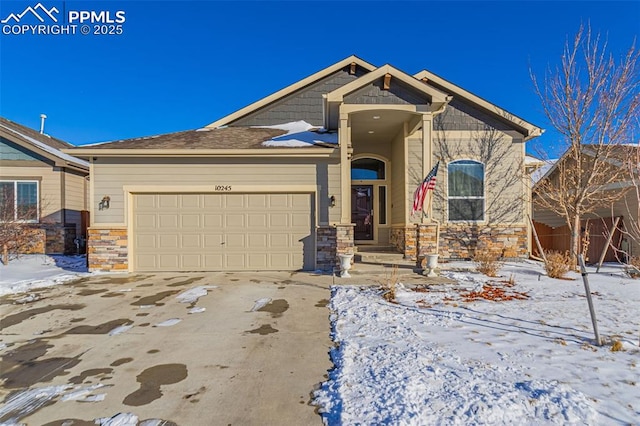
[352,185,373,240]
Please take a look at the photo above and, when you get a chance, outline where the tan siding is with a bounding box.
[92,157,330,225]
[407,132,423,222]
[434,132,525,224]
[390,130,406,224]
[327,162,341,224]
[1,164,62,223]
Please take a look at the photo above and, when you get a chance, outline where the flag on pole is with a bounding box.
[411,161,439,216]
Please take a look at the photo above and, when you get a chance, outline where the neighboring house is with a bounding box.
[0,117,90,254]
[69,56,542,272]
[532,145,639,263]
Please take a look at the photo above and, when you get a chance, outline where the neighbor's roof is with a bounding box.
[0,117,89,170]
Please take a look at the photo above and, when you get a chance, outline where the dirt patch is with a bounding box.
[41,420,95,426]
[167,277,204,287]
[66,319,133,335]
[100,292,126,298]
[111,357,133,367]
[1,353,82,389]
[122,363,188,406]
[0,304,85,331]
[77,289,108,296]
[246,324,278,335]
[257,299,289,317]
[315,299,329,308]
[131,290,179,307]
[69,368,113,384]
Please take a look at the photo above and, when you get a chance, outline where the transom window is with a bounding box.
[351,158,385,180]
[0,181,39,222]
[448,160,484,221]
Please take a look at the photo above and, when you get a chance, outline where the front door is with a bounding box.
[351,185,373,240]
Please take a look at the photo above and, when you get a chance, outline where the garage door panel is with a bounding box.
[133,193,314,272]
[182,234,201,248]
[225,254,245,268]
[159,195,179,208]
[248,234,267,249]
[182,255,201,269]
[181,194,201,208]
[226,214,245,227]
[225,194,245,208]
[269,213,288,227]
[159,234,179,249]
[159,254,179,268]
[135,194,156,208]
[248,194,267,208]
[181,214,201,228]
[248,214,267,228]
[159,214,178,228]
[225,234,245,248]
[135,214,157,229]
[204,214,223,227]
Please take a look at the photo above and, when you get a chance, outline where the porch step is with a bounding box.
[354,245,414,266]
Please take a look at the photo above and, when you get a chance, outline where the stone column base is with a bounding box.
[88,227,128,272]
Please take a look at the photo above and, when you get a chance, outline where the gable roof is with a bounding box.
[206,55,377,129]
[0,117,89,170]
[413,69,543,140]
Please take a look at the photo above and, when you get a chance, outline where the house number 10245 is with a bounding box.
[215,185,232,191]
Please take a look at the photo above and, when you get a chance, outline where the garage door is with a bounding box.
[132,193,315,272]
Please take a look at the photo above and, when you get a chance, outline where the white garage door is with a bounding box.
[132,193,315,272]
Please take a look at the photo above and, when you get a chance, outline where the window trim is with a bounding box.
[0,180,40,223]
[447,159,485,222]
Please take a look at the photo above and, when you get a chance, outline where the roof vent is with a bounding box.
[39,113,47,134]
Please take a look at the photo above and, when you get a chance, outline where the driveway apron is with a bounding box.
[0,271,333,425]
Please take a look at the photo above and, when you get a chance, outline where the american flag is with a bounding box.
[411,161,439,216]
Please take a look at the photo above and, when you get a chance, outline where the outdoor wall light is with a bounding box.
[99,196,111,210]
[330,195,336,207]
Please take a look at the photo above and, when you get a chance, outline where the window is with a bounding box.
[351,158,385,180]
[448,160,484,221]
[0,181,39,222]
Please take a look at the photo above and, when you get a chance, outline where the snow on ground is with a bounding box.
[257,121,338,147]
[0,255,89,296]
[314,261,639,425]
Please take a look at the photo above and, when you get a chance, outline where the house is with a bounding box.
[532,145,639,263]
[68,56,542,272]
[0,116,89,254]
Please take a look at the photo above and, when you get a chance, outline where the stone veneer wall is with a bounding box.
[19,224,77,255]
[316,224,355,272]
[398,223,529,261]
[88,227,128,272]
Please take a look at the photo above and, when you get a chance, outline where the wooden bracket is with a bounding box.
[383,73,391,90]
[421,77,429,84]
[349,62,357,75]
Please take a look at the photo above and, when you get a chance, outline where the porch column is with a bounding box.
[421,113,433,222]
[339,114,351,224]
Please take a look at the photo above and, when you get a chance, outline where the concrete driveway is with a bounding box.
[0,271,335,425]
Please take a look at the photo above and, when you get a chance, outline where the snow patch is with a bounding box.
[176,285,217,304]
[256,121,338,147]
[188,306,206,314]
[108,324,134,336]
[250,297,272,311]
[154,318,182,327]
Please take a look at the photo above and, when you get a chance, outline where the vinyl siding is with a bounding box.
[344,80,430,105]
[92,157,338,225]
[1,164,62,223]
[390,130,406,224]
[230,67,367,127]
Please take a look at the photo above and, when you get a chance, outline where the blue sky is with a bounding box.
[1,1,638,156]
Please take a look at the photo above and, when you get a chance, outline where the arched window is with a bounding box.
[351,158,385,180]
[448,160,484,221]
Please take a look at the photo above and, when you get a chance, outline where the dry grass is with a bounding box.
[611,340,624,352]
[379,264,399,302]
[626,256,640,278]
[544,250,572,279]
[473,250,504,277]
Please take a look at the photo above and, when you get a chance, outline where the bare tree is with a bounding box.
[0,184,42,264]
[531,23,640,265]
[429,108,527,257]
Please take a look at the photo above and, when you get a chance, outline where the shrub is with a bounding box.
[544,250,572,279]
[626,256,640,278]
[379,264,399,302]
[473,250,503,277]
